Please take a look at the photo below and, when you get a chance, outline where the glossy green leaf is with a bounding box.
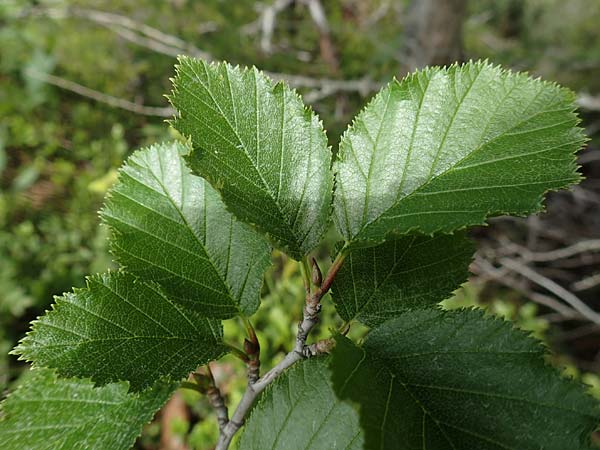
[334,61,584,245]
[331,309,600,450]
[170,57,333,259]
[101,142,271,318]
[331,233,474,327]
[238,357,363,450]
[0,369,175,450]
[13,272,226,391]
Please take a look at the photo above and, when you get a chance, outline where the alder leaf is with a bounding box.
[101,142,271,318]
[170,57,333,259]
[238,357,363,450]
[334,61,584,245]
[0,369,175,450]
[13,272,226,391]
[331,233,474,327]
[330,309,600,450]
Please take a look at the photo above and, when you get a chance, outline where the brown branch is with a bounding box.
[204,365,229,432]
[215,249,348,450]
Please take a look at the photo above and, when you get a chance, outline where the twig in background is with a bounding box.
[499,258,600,326]
[572,273,600,292]
[364,1,392,27]
[472,257,582,320]
[258,0,294,54]
[106,24,187,58]
[25,69,174,117]
[15,4,600,114]
[23,6,213,60]
[578,93,600,112]
[304,0,340,74]
[514,239,600,262]
[556,323,600,342]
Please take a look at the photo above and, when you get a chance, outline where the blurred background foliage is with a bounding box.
[1,0,600,448]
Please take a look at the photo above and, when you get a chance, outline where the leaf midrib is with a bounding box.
[145,153,241,311]
[111,168,241,311]
[180,64,300,251]
[355,76,571,240]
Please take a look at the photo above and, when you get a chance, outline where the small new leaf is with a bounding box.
[170,57,333,259]
[13,272,226,391]
[238,357,363,450]
[0,369,175,450]
[330,309,600,450]
[331,233,474,326]
[102,141,271,318]
[334,61,584,245]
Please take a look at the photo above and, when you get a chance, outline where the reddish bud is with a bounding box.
[311,257,322,287]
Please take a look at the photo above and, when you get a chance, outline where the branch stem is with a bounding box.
[215,248,348,449]
[205,364,229,432]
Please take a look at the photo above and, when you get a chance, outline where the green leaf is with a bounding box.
[331,233,474,327]
[238,357,363,450]
[13,272,226,391]
[331,309,600,450]
[170,57,333,259]
[334,61,584,245]
[0,369,175,450]
[101,141,271,318]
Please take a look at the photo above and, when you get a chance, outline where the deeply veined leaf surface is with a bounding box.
[238,357,363,450]
[331,233,474,327]
[102,142,271,318]
[13,272,226,391]
[170,57,333,259]
[334,61,584,245]
[330,309,600,450]
[0,369,175,450]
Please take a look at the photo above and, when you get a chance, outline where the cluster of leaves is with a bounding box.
[0,57,598,449]
[0,0,392,385]
[3,2,600,399]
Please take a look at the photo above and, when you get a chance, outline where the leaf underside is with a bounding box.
[170,57,333,259]
[0,369,175,450]
[13,272,226,391]
[331,308,600,450]
[334,61,584,245]
[102,141,272,318]
[331,232,474,327]
[238,357,363,450]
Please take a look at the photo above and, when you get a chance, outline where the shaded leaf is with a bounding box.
[13,272,226,391]
[170,57,333,259]
[0,369,175,450]
[334,61,584,245]
[331,309,600,450]
[331,233,474,327]
[102,141,271,318]
[238,357,363,450]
